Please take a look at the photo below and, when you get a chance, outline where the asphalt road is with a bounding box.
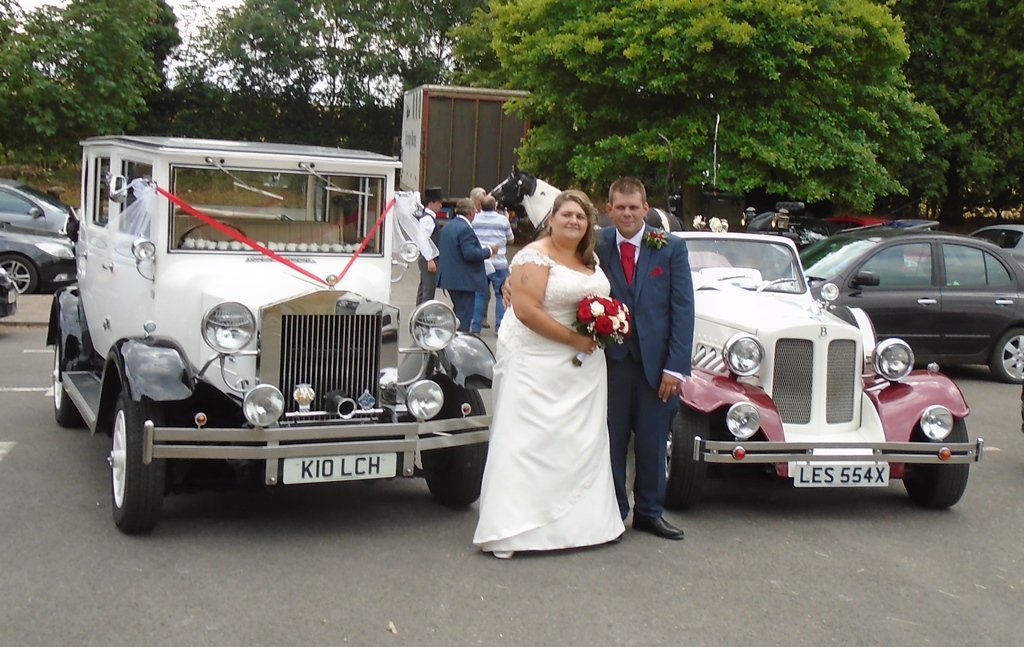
[1,271,1022,646]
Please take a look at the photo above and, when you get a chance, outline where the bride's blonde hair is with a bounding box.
[537,189,598,269]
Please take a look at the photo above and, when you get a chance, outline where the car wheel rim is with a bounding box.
[665,430,673,479]
[110,410,127,508]
[52,348,62,409]
[0,259,31,294]
[1001,334,1024,380]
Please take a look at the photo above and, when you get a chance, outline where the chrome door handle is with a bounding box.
[995,298,1014,306]
[101,262,114,271]
[917,298,937,305]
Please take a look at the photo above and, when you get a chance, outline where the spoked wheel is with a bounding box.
[52,345,84,428]
[664,405,709,510]
[0,253,39,294]
[903,418,971,509]
[988,328,1024,384]
[110,390,166,534]
[421,389,488,508]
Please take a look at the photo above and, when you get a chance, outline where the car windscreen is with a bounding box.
[15,184,71,212]
[169,167,386,254]
[801,236,879,280]
[686,238,805,293]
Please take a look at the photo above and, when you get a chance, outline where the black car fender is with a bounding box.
[435,333,495,390]
[47,286,95,372]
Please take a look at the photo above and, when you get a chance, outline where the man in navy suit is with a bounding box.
[437,198,497,332]
[597,177,694,540]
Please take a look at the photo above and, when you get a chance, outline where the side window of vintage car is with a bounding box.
[93,157,111,227]
[118,160,154,238]
[942,243,1011,287]
[860,243,932,288]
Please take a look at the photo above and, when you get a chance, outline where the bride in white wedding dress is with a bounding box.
[473,190,625,559]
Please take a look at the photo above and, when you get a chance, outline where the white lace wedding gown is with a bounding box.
[473,248,625,553]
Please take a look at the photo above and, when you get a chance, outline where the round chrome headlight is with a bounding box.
[242,384,285,427]
[726,402,761,440]
[873,338,914,382]
[399,241,420,263]
[406,379,444,420]
[724,333,765,377]
[409,300,457,351]
[202,302,256,353]
[131,238,156,261]
[820,282,839,302]
[920,405,954,441]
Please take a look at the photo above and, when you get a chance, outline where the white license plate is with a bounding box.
[793,463,889,488]
[282,453,397,485]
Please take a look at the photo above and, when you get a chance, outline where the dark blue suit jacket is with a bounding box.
[436,216,490,293]
[596,226,695,388]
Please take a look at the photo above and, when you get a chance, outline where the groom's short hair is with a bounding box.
[608,177,647,204]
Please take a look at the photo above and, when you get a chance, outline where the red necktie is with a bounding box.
[620,241,636,284]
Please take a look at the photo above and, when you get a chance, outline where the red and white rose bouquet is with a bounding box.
[572,295,632,366]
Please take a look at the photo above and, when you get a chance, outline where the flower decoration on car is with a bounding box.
[572,295,631,366]
[644,230,669,249]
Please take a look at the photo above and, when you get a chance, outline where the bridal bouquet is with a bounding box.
[572,295,631,366]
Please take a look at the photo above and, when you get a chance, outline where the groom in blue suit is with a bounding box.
[437,198,497,332]
[597,177,694,540]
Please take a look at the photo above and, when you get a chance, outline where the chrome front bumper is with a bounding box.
[143,415,491,485]
[693,436,985,464]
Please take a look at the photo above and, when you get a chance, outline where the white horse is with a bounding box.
[490,167,683,232]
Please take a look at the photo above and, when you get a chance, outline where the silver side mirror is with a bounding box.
[109,175,129,203]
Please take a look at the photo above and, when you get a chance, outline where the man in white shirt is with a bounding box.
[415,187,444,305]
[470,194,515,333]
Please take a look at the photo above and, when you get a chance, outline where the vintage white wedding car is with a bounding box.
[48,136,493,533]
[666,231,984,509]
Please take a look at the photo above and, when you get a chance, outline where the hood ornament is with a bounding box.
[293,384,315,412]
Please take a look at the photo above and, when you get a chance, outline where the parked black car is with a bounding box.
[0,179,75,235]
[0,267,16,318]
[801,228,1024,383]
[0,222,76,294]
[745,210,846,249]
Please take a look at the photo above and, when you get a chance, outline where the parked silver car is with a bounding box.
[0,179,75,235]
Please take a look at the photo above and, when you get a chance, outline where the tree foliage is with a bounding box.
[894,0,1024,224]
[454,0,938,211]
[0,0,172,163]
[173,0,483,153]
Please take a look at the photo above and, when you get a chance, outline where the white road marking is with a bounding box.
[0,387,49,392]
[0,442,14,462]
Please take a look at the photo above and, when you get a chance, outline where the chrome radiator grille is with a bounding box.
[772,337,858,426]
[773,339,814,424]
[278,314,381,417]
[826,340,857,423]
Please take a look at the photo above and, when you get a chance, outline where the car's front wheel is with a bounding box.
[664,405,709,510]
[421,389,487,508]
[988,327,1024,384]
[52,344,84,428]
[110,390,166,534]
[902,418,970,509]
[0,253,38,294]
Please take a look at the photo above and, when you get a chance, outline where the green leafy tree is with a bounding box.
[893,1,1024,224]
[453,0,937,211]
[174,0,484,152]
[0,0,165,162]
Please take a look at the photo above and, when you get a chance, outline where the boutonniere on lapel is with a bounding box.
[643,230,668,249]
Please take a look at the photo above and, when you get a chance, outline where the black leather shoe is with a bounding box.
[631,515,685,540]
[607,532,624,545]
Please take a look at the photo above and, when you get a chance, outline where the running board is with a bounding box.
[62,371,102,432]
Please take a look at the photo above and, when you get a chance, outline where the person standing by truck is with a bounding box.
[437,198,497,332]
[415,187,444,305]
[470,193,515,333]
